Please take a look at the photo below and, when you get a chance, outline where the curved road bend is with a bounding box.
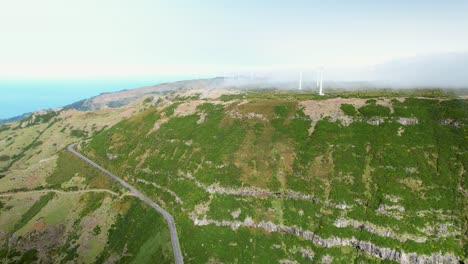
[67,144,183,264]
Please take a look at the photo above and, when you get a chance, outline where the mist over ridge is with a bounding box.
[221,53,468,90]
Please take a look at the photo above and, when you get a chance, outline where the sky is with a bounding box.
[1,0,467,118]
[1,0,467,78]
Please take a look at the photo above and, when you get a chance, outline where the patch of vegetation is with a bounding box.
[0,125,10,132]
[30,140,43,148]
[70,129,88,138]
[340,103,357,116]
[81,92,466,261]
[163,102,182,116]
[143,97,153,104]
[13,192,55,233]
[174,93,201,101]
[96,197,173,263]
[329,88,455,99]
[107,101,127,108]
[274,105,291,118]
[1,118,58,173]
[34,111,58,123]
[0,155,10,162]
[358,104,391,117]
[92,225,101,235]
[18,249,38,264]
[78,192,106,218]
[220,93,246,101]
[22,111,59,127]
[47,151,121,192]
[60,246,79,263]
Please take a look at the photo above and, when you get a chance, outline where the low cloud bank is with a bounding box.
[219,53,468,90]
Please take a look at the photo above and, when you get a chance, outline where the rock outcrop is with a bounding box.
[191,216,461,263]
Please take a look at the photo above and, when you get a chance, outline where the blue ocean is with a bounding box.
[0,78,183,119]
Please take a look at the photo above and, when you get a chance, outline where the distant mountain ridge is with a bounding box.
[66,78,224,111]
[0,113,31,125]
[0,78,225,124]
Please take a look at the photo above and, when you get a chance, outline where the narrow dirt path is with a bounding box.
[0,188,121,197]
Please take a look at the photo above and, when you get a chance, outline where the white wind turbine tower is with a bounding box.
[298,71,303,90]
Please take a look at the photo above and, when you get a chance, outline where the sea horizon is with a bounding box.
[0,77,187,119]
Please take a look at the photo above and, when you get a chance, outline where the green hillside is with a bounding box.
[81,91,466,263]
[0,88,466,263]
[0,96,174,263]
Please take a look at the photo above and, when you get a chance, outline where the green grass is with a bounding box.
[47,150,121,192]
[70,129,88,138]
[81,93,467,261]
[163,102,182,116]
[96,197,173,263]
[1,118,58,173]
[13,192,55,233]
[358,104,391,117]
[78,192,106,218]
[340,103,357,116]
[18,249,38,264]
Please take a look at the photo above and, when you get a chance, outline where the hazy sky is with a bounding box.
[1,0,467,78]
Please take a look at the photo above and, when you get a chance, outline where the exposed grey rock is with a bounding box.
[190,216,462,263]
[367,117,385,125]
[106,153,118,160]
[321,255,333,264]
[376,204,405,219]
[398,117,419,125]
[405,167,419,174]
[178,171,354,209]
[334,218,427,243]
[439,119,462,128]
[135,178,184,205]
[231,208,241,219]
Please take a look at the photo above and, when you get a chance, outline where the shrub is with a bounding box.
[31,140,43,148]
[37,112,58,123]
[13,192,55,233]
[358,104,391,117]
[70,129,88,138]
[0,125,10,132]
[274,105,291,118]
[92,225,101,235]
[143,97,153,104]
[340,104,357,116]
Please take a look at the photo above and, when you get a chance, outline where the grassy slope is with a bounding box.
[0,89,465,263]
[0,97,174,263]
[81,91,467,262]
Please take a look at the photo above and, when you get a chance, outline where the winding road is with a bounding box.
[67,144,183,264]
